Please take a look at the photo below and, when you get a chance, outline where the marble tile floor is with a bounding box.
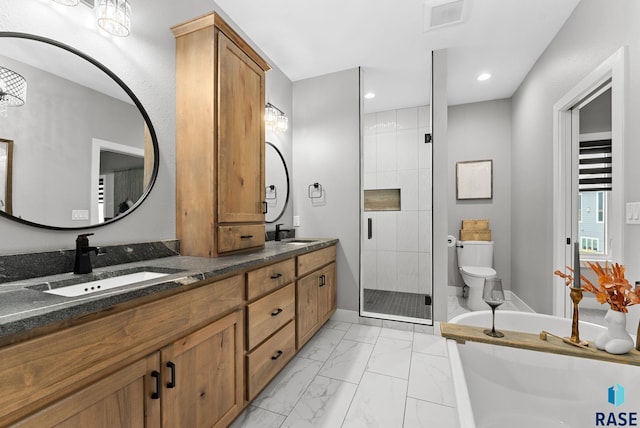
[231,320,460,428]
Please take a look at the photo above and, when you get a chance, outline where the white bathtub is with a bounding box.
[447,311,640,428]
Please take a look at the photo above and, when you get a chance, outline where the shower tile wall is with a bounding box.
[363,106,432,294]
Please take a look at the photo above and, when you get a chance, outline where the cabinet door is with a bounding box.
[296,272,320,348]
[15,354,161,428]
[217,31,265,224]
[161,310,243,428]
[317,262,337,322]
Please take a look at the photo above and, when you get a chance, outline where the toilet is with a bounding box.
[456,240,497,311]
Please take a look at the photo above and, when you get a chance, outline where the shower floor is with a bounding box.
[363,288,431,320]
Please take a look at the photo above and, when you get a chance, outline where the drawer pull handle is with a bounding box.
[319,274,326,287]
[151,370,161,399]
[166,361,176,389]
[240,235,254,239]
[271,308,283,316]
[270,273,283,279]
[271,350,283,360]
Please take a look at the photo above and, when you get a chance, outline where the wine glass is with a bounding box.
[483,278,505,338]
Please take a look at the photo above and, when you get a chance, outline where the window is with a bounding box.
[580,236,599,253]
[578,134,612,259]
[578,193,582,223]
[597,191,605,223]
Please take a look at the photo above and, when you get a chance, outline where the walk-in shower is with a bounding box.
[360,105,433,324]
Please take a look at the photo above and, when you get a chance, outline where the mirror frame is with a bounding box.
[0,32,159,230]
[265,141,290,224]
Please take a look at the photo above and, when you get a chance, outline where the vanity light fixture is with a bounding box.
[96,0,132,37]
[265,102,288,133]
[0,66,27,118]
[477,73,492,81]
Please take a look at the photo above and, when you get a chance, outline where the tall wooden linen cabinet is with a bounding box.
[172,13,271,257]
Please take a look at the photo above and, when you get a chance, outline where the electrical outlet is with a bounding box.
[293,216,300,227]
[72,210,89,221]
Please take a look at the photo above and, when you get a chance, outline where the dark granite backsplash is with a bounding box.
[0,240,180,284]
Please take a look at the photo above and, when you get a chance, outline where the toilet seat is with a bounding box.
[460,266,496,278]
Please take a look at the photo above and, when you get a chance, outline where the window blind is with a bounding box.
[579,138,612,192]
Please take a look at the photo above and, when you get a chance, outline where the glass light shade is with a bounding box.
[265,105,278,127]
[96,0,131,37]
[53,0,80,5]
[0,66,27,107]
[276,115,288,132]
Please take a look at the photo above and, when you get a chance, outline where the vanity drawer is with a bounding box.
[247,258,295,300]
[297,245,336,276]
[246,320,295,400]
[247,283,294,350]
[217,224,265,253]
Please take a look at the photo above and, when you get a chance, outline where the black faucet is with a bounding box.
[74,233,101,274]
[275,224,291,241]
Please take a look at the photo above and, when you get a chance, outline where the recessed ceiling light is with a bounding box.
[477,73,492,81]
[364,92,376,99]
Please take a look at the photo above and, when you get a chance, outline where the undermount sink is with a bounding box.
[42,271,170,297]
[27,266,185,298]
[282,239,318,245]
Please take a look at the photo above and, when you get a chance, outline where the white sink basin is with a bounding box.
[43,271,170,297]
[282,239,318,245]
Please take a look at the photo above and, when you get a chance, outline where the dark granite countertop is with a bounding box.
[0,238,337,344]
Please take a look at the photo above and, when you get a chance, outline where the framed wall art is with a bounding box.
[0,138,13,215]
[456,159,493,200]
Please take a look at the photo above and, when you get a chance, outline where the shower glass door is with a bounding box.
[360,105,433,325]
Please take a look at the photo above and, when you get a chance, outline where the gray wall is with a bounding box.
[0,0,293,255]
[448,99,512,291]
[511,0,640,317]
[292,68,361,313]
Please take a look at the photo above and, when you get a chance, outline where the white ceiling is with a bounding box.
[215,0,581,113]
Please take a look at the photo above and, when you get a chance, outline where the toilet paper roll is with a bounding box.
[447,235,457,248]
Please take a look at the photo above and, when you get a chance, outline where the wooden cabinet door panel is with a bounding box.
[161,310,243,428]
[217,32,265,224]
[296,272,319,348]
[318,263,337,322]
[15,354,160,428]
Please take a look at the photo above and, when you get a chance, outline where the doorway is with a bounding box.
[552,47,626,319]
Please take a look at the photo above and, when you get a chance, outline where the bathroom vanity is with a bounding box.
[0,239,337,427]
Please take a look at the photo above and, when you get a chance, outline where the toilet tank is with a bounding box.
[456,240,494,267]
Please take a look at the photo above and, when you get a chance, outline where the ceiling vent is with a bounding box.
[423,0,470,32]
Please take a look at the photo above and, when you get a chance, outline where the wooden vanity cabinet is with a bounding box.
[296,247,337,349]
[172,13,270,257]
[244,259,296,401]
[4,275,244,428]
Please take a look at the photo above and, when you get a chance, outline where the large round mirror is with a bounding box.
[265,141,289,223]
[0,32,158,230]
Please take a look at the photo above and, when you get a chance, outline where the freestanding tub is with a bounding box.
[447,311,640,428]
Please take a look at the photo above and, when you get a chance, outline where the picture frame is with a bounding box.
[0,138,13,215]
[456,159,493,200]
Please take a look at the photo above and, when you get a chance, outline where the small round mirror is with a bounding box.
[265,142,289,223]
